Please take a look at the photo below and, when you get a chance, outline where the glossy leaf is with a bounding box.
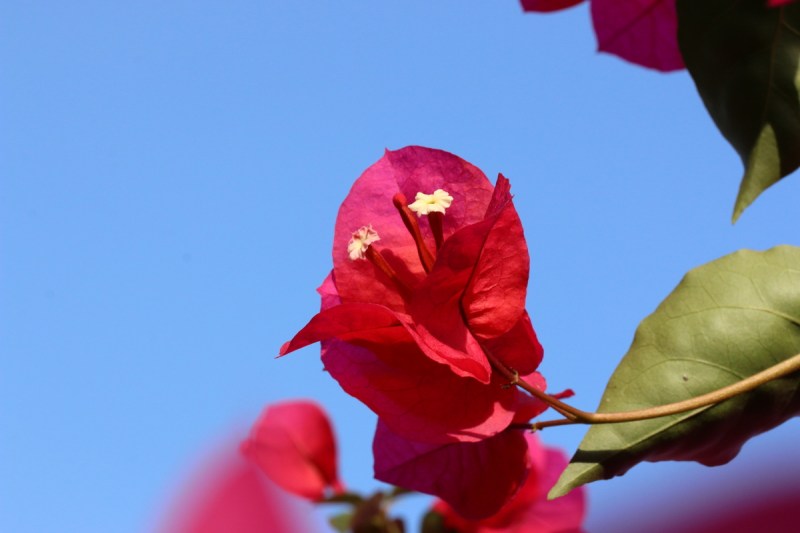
[551,246,800,498]
[677,0,800,221]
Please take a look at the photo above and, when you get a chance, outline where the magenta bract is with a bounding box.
[433,434,587,532]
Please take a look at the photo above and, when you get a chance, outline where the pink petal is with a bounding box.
[461,176,530,340]
[590,0,684,72]
[282,298,492,383]
[373,421,530,520]
[316,271,341,309]
[322,336,517,443]
[768,0,798,5]
[241,401,341,501]
[433,434,586,533]
[504,436,586,533]
[481,312,543,377]
[160,451,308,533]
[332,147,494,312]
[279,303,403,356]
[520,0,584,12]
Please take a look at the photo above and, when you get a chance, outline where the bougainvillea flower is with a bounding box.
[159,449,309,533]
[280,147,545,445]
[431,433,587,532]
[241,400,343,501]
[521,0,684,72]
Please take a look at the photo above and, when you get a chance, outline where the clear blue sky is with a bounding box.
[3,2,800,532]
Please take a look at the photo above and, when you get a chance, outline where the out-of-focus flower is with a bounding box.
[241,400,344,501]
[280,147,545,446]
[158,447,310,533]
[428,434,587,533]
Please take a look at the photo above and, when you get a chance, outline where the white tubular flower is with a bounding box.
[347,225,381,260]
[408,189,453,216]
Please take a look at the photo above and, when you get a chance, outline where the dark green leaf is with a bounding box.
[677,0,800,221]
[421,510,459,533]
[551,246,800,498]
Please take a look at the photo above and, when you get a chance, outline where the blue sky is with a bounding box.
[3,2,800,532]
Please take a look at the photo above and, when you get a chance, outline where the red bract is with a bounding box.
[241,400,343,501]
[373,421,530,521]
[432,434,587,533]
[373,373,553,520]
[280,147,545,445]
[521,0,684,72]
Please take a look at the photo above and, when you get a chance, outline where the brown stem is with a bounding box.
[504,351,800,430]
[484,350,582,420]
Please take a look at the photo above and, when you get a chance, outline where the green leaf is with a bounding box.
[421,510,459,533]
[329,512,353,533]
[676,0,800,221]
[550,246,800,498]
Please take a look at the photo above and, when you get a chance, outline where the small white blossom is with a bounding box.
[347,225,380,260]
[408,189,453,216]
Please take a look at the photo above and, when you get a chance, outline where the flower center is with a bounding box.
[347,189,453,291]
[348,225,410,295]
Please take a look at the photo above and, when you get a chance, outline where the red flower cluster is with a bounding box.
[280,146,555,518]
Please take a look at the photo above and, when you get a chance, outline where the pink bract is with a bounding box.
[433,434,587,532]
[371,374,552,519]
[591,0,683,72]
[373,421,531,521]
[521,0,684,72]
[241,400,343,501]
[280,147,545,444]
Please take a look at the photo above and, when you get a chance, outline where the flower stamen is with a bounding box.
[408,189,452,250]
[347,225,380,261]
[408,189,453,216]
[392,193,435,273]
[348,225,410,294]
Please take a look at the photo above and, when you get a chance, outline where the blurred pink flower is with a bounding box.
[241,400,344,501]
[159,448,310,533]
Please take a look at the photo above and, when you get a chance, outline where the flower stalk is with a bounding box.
[502,351,800,431]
